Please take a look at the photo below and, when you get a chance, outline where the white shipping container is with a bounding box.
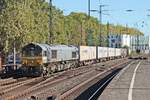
[109,48,115,57]
[116,48,121,56]
[79,46,96,61]
[98,47,108,58]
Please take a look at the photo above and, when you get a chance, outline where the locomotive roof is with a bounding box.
[24,43,78,51]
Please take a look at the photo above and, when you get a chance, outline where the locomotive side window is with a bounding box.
[52,50,57,59]
[72,52,76,58]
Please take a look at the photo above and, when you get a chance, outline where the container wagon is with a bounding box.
[79,46,96,65]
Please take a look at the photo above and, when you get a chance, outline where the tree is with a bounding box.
[0,0,144,55]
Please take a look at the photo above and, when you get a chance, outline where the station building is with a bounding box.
[108,34,150,53]
[108,34,131,48]
[130,36,150,53]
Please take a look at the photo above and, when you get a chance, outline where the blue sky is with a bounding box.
[47,0,150,35]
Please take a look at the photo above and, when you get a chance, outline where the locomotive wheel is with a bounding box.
[40,66,47,77]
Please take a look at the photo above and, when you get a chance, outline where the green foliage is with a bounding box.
[0,0,144,54]
[129,51,138,56]
[0,0,50,52]
[87,29,94,46]
[122,45,129,49]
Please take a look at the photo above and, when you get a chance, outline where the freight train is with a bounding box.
[18,43,128,77]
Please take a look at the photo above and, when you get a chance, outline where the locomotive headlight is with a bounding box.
[37,60,42,64]
[22,59,27,65]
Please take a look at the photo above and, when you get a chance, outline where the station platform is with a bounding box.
[99,60,150,100]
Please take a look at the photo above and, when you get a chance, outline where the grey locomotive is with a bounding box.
[21,43,79,76]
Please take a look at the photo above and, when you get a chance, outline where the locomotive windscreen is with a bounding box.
[22,44,42,57]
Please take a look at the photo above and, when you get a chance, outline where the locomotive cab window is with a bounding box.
[51,50,57,59]
[43,51,47,56]
[72,52,76,58]
[22,44,42,57]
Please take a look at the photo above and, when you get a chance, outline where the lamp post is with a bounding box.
[107,22,109,58]
[147,14,150,17]
[106,22,109,47]
[91,5,107,46]
[12,1,17,70]
[88,0,91,17]
[13,39,16,69]
[87,0,91,46]
[147,14,150,52]
[49,0,53,44]
[125,9,135,52]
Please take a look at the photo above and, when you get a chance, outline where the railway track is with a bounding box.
[7,65,100,100]
[0,58,130,100]
[0,78,39,95]
[75,68,121,100]
[58,60,131,100]
[24,69,101,99]
[19,58,130,100]
[0,77,30,86]
[0,77,46,100]
[0,78,16,86]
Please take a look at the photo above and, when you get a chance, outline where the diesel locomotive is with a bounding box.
[21,43,79,76]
